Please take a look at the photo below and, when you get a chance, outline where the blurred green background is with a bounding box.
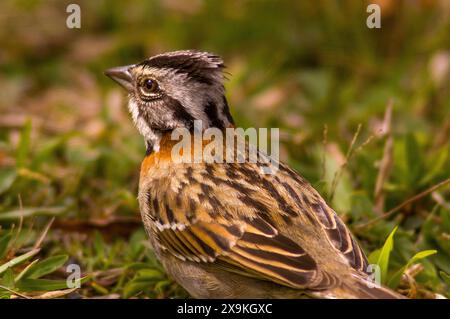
[0,0,449,298]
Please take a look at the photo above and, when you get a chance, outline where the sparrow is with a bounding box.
[105,50,403,299]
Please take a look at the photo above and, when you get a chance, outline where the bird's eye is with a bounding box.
[139,78,159,96]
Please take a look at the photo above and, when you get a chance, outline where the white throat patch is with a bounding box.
[128,97,162,152]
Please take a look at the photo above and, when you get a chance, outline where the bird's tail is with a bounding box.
[310,275,405,299]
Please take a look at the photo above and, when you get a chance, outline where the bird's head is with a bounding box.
[105,50,234,151]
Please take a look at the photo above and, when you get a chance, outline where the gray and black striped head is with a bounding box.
[105,50,234,151]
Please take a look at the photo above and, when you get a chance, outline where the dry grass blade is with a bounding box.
[356,177,450,229]
[0,285,32,299]
[30,288,77,299]
[374,101,394,214]
[433,113,450,149]
[432,192,450,211]
[52,216,141,238]
[9,195,24,256]
[33,217,55,250]
[88,293,121,299]
[329,124,361,201]
[321,124,328,180]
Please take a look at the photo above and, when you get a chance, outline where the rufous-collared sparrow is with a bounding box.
[105,50,403,299]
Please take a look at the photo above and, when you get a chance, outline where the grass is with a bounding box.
[0,0,449,298]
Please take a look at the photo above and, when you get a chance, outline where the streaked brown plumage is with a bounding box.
[105,50,404,299]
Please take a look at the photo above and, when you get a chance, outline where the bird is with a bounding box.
[105,50,403,299]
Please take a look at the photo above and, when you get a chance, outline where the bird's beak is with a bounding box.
[104,65,134,92]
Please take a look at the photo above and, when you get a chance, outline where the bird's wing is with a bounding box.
[153,214,332,289]
[275,162,369,274]
[153,214,334,289]
[147,159,366,290]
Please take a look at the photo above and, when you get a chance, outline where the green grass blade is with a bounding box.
[388,250,437,289]
[0,206,66,221]
[0,170,17,195]
[14,259,39,283]
[0,233,13,260]
[25,255,68,279]
[376,226,398,284]
[0,249,40,276]
[16,119,32,168]
[16,276,89,292]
